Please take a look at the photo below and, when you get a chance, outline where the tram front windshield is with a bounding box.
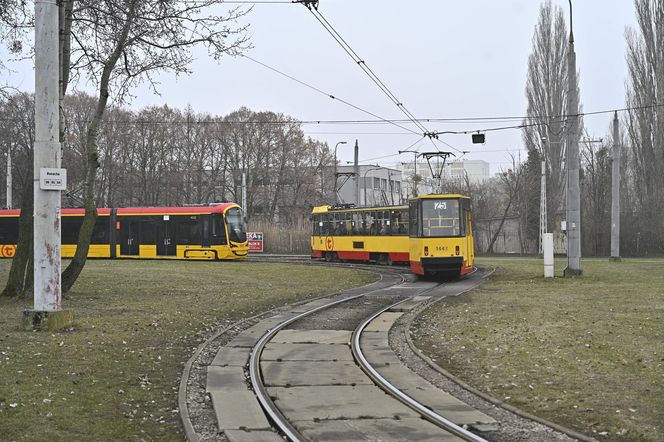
[226,207,247,243]
[421,199,461,237]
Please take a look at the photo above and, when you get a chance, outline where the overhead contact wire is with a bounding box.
[241,54,421,136]
[306,6,431,136]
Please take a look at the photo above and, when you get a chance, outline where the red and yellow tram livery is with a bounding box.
[311,194,474,278]
[0,203,248,260]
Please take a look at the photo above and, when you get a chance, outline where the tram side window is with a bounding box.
[176,215,201,245]
[0,218,19,243]
[408,202,418,237]
[334,213,345,235]
[140,217,157,244]
[383,210,394,235]
[313,215,322,236]
[91,217,110,244]
[321,215,332,236]
[211,214,227,245]
[391,210,407,235]
[62,217,83,244]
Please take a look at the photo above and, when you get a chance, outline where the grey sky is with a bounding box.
[2,1,637,174]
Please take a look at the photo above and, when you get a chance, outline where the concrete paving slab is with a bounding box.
[261,360,373,386]
[262,343,353,361]
[363,311,403,332]
[272,329,351,344]
[211,346,251,367]
[296,417,463,441]
[269,385,418,420]
[209,390,271,431]
[412,295,431,301]
[368,362,497,427]
[206,366,247,393]
[225,429,283,442]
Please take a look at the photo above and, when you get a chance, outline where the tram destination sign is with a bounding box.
[247,232,264,253]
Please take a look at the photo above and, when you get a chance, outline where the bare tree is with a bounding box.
[625,0,664,255]
[522,1,582,237]
[59,0,250,292]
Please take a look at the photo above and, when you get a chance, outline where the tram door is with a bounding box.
[119,219,140,256]
[156,217,177,256]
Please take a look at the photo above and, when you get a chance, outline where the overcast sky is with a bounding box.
[2,1,637,174]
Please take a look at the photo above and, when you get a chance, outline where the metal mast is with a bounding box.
[539,160,547,255]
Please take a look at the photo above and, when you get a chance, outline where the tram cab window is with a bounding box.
[421,199,461,237]
[226,208,247,243]
[212,214,227,245]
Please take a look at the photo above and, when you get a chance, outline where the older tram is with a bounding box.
[0,203,248,260]
[311,194,474,277]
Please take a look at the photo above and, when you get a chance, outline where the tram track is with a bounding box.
[180,258,500,441]
[181,258,589,442]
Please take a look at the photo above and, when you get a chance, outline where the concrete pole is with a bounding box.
[6,144,11,209]
[241,172,247,214]
[33,0,63,311]
[564,1,582,276]
[353,139,360,206]
[610,112,621,260]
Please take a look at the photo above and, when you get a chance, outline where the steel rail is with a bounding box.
[351,286,489,442]
[249,270,407,441]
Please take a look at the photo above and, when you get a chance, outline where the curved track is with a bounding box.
[182,259,496,441]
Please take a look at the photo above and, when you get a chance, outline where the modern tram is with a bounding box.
[0,203,248,260]
[311,194,474,277]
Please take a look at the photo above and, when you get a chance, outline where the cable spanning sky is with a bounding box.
[1,0,637,174]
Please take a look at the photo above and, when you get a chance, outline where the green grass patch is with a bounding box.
[0,259,375,440]
[412,258,664,441]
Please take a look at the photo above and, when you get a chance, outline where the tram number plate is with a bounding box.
[435,246,448,252]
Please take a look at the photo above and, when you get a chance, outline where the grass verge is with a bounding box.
[0,259,375,441]
[412,258,663,442]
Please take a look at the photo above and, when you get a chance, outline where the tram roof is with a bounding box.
[0,203,240,217]
[311,194,470,214]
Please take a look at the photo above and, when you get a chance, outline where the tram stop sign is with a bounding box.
[247,232,264,253]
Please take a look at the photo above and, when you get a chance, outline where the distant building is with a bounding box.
[445,160,491,183]
[337,165,403,207]
[399,159,490,187]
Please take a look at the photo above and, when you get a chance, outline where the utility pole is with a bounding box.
[25,0,73,329]
[399,150,418,196]
[564,0,582,276]
[5,143,11,209]
[241,172,247,214]
[353,140,360,206]
[610,111,621,261]
[539,159,547,255]
[333,141,347,204]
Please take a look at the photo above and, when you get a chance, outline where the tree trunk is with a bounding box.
[1,177,34,298]
[61,3,135,293]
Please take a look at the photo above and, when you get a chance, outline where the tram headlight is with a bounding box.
[424,246,429,256]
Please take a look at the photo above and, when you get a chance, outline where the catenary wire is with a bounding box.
[241,54,421,136]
